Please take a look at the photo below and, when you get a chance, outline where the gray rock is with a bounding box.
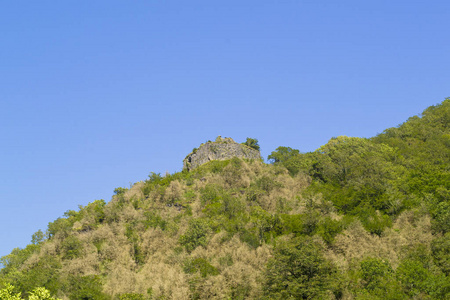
[183,137,261,171]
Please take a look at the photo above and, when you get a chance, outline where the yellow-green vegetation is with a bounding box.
[1,99,449,299]
[0,284,60,300]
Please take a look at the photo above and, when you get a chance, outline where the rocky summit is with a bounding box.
[183,136,261,171]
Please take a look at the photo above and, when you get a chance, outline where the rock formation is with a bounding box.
[183,136,261,171]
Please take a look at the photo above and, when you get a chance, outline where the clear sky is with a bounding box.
[1,1,449,258]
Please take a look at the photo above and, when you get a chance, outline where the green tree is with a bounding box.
[431,201,450,234]
[268,146,307,176]
[63,275,108,300]
[29,287,61,300]
[0,284,60,300]
[0,284,21,300]
[179,219,210,253]
[396,259,430,297]
[264,236,338,299]
[31,230,45,245]
[359,257,394,291]
[117,293,145,300]
[243,137,260,151]
[432,233,450,275]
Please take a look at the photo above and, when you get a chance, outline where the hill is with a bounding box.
[1,99,449,299]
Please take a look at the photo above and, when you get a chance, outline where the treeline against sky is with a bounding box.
[1,99,449,299]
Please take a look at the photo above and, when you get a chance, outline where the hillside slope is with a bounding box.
[1,99,449,299]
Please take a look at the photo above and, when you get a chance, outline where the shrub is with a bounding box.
[183,258,219,277]
[0,284,61,300]
[117,293,145,300]
[356,206,392,236]
[396,259,430,297]
[14,255,61,295]
[431,233,450,275]
[238,229,260,249]
[242,138,260,151]
[0,283,21,300]
[264,236,337,299]
[61,236,83,260]
[179,219,210,253]
[255,176,282,193]
[113,187,127,196]
[63,275,108,300]
[142,211,167,231]
[431,201,450,234]
[200,184,222,207]
[82,200,106,227]
[317,217,344,244]
[359,257,394,291]
[221,195,245,220]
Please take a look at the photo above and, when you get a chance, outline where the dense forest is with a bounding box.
[1,99,449,299]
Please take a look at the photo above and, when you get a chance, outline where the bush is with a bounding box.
[200,184,222,207]
[359,257,394,291]
[396,259,430,297]
[117,293,145,300]
[242,138,260,151]
[431,201,450,234]
[14,255,61,296]
[63,275,108,300]
[183,258,219,277]
[267,146,308,176]
[0,284,61,300]
[264,236,337,299]
[356,206,392,236]
[238,229,260,249]
[113,187,127,196]
[179,219,210,253]
[142,211,167,231]
[255,176,282,193]
[317,217,344,244]
[432,233,450,275]
[61,236,83,260]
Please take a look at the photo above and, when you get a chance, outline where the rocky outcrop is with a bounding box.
[183,137,261,171]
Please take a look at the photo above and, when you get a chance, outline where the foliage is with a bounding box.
[268,146,305,176]
[28,287,60,300]
[63,275,108,300]
[116,293,145,300]
[432,233,450,275]
[113,187,127,196]
[317,216,346,244]
[1,100,449,299]
[242,137,260,151]
[0,245,39,271]
[0,284,21,300]
[0,284,60,300]
[31,230,45,245]
[183,258,219,277]
[179,219,210,253]
[264,236,338,299]
[142,211,167,231]
[61,236,82,260]
[359,257,394,291]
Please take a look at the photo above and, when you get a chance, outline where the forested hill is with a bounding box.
[1,99,449,299]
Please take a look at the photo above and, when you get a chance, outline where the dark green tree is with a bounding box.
[432,233,450,275]
[268,146,304,176]
[179,219,210,253]
[243,137,260,151]
[264,236,338,299]
[63,275,108,300]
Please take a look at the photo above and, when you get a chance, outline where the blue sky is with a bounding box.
[1,1,449,258]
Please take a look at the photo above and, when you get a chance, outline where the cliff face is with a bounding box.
[183,137,261,171]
